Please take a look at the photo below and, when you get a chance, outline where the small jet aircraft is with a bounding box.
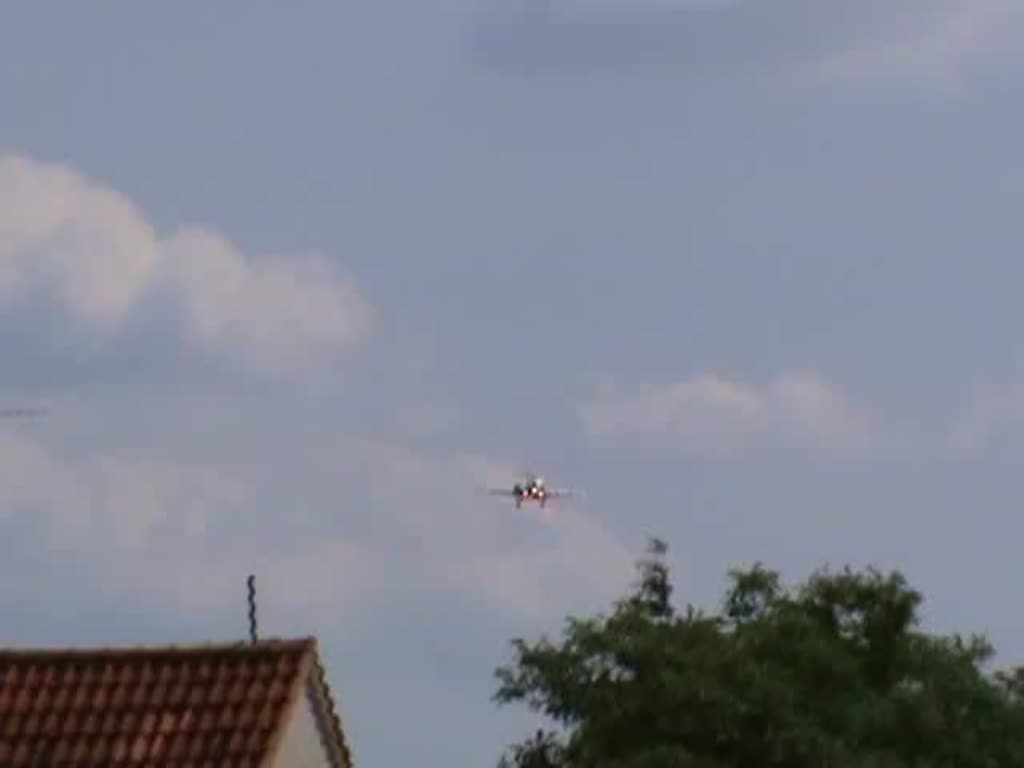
[489,473,575,508]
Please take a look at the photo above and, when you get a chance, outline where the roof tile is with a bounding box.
[0,637,348,767]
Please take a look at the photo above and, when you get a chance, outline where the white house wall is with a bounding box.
[273,681,334,768]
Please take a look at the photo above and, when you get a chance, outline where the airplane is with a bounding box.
[488,472,576,508]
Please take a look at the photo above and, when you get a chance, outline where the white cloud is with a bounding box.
[0,428,631,628]
[0,428,379,626]
[580,371,870,456]
[0,153,370,370]
[816,1,1024,93]
[480,0,1024,94]
[0,155,159,326]
[0,431,242,552]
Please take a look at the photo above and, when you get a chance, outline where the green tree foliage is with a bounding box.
[494,538,1024,767]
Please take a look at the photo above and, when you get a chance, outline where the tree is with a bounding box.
[494,538,1024,767]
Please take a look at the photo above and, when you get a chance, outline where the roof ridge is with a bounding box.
[312,652,354,767]
[0,636,316,657]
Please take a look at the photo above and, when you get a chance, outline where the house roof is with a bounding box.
[0,636,352,767]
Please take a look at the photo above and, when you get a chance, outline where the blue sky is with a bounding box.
[2,1,1024,764]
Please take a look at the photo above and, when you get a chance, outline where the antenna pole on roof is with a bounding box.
[247,574,258,643]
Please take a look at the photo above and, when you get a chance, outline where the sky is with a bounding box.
[2,0,1024,764]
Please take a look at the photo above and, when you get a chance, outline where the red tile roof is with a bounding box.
[0,636,352,767]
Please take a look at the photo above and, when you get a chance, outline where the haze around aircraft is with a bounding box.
[488,472,577,508]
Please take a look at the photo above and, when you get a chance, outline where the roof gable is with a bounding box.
[0,636,351,767]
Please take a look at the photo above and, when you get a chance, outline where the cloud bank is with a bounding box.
[472,0,1024,92]
[0,154,370,372]
[818,0,1024,93]
[0,424,632,631]
[580,371,871,456]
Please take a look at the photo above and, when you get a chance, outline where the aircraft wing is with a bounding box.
[547,488,576,498]
[488,488,518,496]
